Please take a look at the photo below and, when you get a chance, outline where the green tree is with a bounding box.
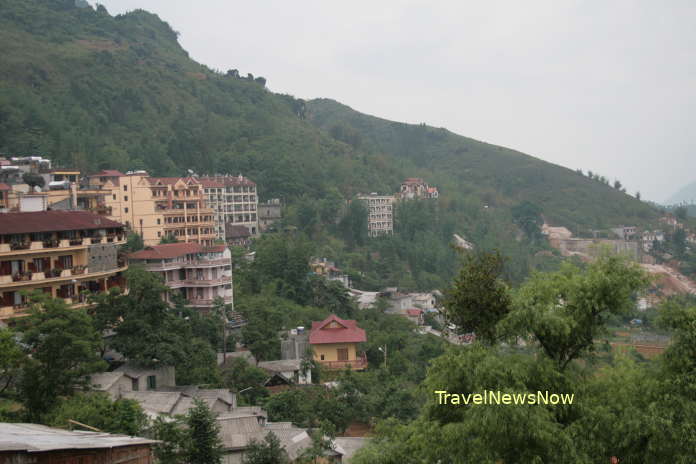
[21,172,45,188]
[505,254,649,370]
[220,357,269,405]
[185,398,223,464]
[45,392,148,435]
[442,250,511,344]
[338,200,368,248]
[242,432,290,464]
[122,232,144,252]
[0,328,26,395]
[18,294,106,420]
[511,201,544,242]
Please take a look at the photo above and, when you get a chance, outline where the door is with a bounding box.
[337,348,349,361]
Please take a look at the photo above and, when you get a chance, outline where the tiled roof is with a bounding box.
[309,314,367,345]
[128,242,202,260]
[406,309,423,316]
[204,245,227,253]
[199,178,225,188]
[403,177,424,184]
[0,183,11,191]
[0,211,124,235]
[225,224,251,238]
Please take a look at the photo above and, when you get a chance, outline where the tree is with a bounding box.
[675,206,688,221]
[505,254,649,370]
[0,328,25,395]
[22,172,45,189]
[613,180,622,190]
[338,200,368,248]
[18,294,106,420]
[45,393,148,436]
[185,398,223,464]
[220,357,269,405]
[511,201,544,242]
[635,191,641,200]
[442,250,511,344]
[242,432,290,464]
[160,234,178,244]
[122,232,144,252]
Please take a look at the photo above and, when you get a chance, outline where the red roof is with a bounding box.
[309,314,367,345]
[204,245,227,253]
[0,211,124,235]
[403,177,425,184]
[0,183,10,191]
[406,309,423,316]
[89,170,125,177]
[199,178,225,188]
[128,242,202,260]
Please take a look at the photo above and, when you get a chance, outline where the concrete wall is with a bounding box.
[313,343,358,363]
[88,243,119,272]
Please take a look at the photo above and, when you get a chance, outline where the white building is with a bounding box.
[200,175,259,239]
[357,193,395,237]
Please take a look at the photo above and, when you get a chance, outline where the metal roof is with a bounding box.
[0,423,156,452]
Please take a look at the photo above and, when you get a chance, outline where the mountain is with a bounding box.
[666,180,696,206]
[0,0,663,287]
[305,99,659,230]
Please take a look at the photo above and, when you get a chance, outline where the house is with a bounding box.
[225,224,252,248]
[89,363,176,400]
[386,293,413,314]
[258,359,311,385]
[397,178,439,200]
[127,242,234,313]
[310,258,351,288]
[258,198,282,232]
[217,413,342,464]
[0,211,127,320]
[349,289,379,309]
[410,292,438,311]
[309,314,367,370]
[0,423,156,464]
[611,226,637,240]
[280,327,310,361]
[121,390,235,419]
[218,350,257,367]
[406,308,424,326]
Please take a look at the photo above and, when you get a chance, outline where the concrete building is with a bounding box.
[88,363,176,400]
[310,258,351,288]
[88,171,216,246]
[225,224,251,248]
[0,423,156,464]
[357,193,395,237]
[200,175,259,238]
[127,242,233,313]
[258,198,282,232]
[258,359,311,385]
[0,211,127,321]
[309,314,367,371]
[397,177,439,200]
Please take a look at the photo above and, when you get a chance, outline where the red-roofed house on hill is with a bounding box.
[309,315,367,370]
[0,211,127,320]
[127,242,233,313]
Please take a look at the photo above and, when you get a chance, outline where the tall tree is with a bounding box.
[185,398,224,464]
[442,250,511,344]
[0,328,26,395]
[242,432,290,464]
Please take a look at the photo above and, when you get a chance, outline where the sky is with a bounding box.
[99,0,696,203]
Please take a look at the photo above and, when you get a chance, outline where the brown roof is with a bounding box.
[199,178,225,188]
[0,211,124,235]
[0,183,10,191]
[310,314,367,345]
[128,242,202,260]
[226,224,251,239]
[147,177,201,187]
[403,177,425,184]
[204,245,227,253]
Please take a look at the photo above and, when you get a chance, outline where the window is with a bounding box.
[146,375,156,390]
[320,354,325,361]
[337,348,349,361]
[124,195,128,201]
[124,207,129,213]
[132,378,139,391]
[157,218,161,225]
[196,288,204,299]
[112,194,116,200]
[157,231,161,237]
[123,185,128,191]
[58,255,73,269]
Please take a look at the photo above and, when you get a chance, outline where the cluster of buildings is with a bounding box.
[357,177,438,238]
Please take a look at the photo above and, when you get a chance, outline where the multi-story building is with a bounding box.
[88,171,216,246]
[127,242,233,313]
[357,193,395,237]
[0,210,127,320]
[258,198,282,232]
[397,177,439,200]
[200,175,259,238]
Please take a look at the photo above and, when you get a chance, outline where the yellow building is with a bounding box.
[0,210,127,321]
[88,171,216,246]
[309,314,367,370]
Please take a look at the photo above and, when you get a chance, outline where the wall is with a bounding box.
[88,243,119,273]
[313,343,357,362]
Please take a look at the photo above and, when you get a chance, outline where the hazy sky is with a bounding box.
[99,0,696,203]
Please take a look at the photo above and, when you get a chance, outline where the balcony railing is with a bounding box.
[319,353,368,370]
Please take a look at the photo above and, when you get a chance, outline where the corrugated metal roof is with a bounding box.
[0,423,156,452]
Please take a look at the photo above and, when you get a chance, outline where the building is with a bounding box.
[258,359,312,386]
[309,314,367,370]
[88,363,176,400]
[258,198,282,232]
[0,183,9,211]
[0,211,127,321]
[356,193,395,237]
[225,224,252,248]
[127,242,233,313]
[406,308,424,325]
[88,171,216,246]
[0,423,156,464]
[310,258,351,288]
[200,175,259,238]
[281,327,310,361]
[611,226,637,240]
[398,177,439,200]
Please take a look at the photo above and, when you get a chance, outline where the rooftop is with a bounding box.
[0,423,156,453]
[128,242,203,260]
[310,314,367,345]
[0,211,124,235]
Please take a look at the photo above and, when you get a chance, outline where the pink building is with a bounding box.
[128,242,233,313]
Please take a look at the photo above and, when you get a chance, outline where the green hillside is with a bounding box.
[306,98,659,231]
[0,0,662,288]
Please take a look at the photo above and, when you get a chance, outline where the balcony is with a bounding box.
[0,265,128,289]
[187,295,233,307]
[318,353,368,370]
[167,277,231,288]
